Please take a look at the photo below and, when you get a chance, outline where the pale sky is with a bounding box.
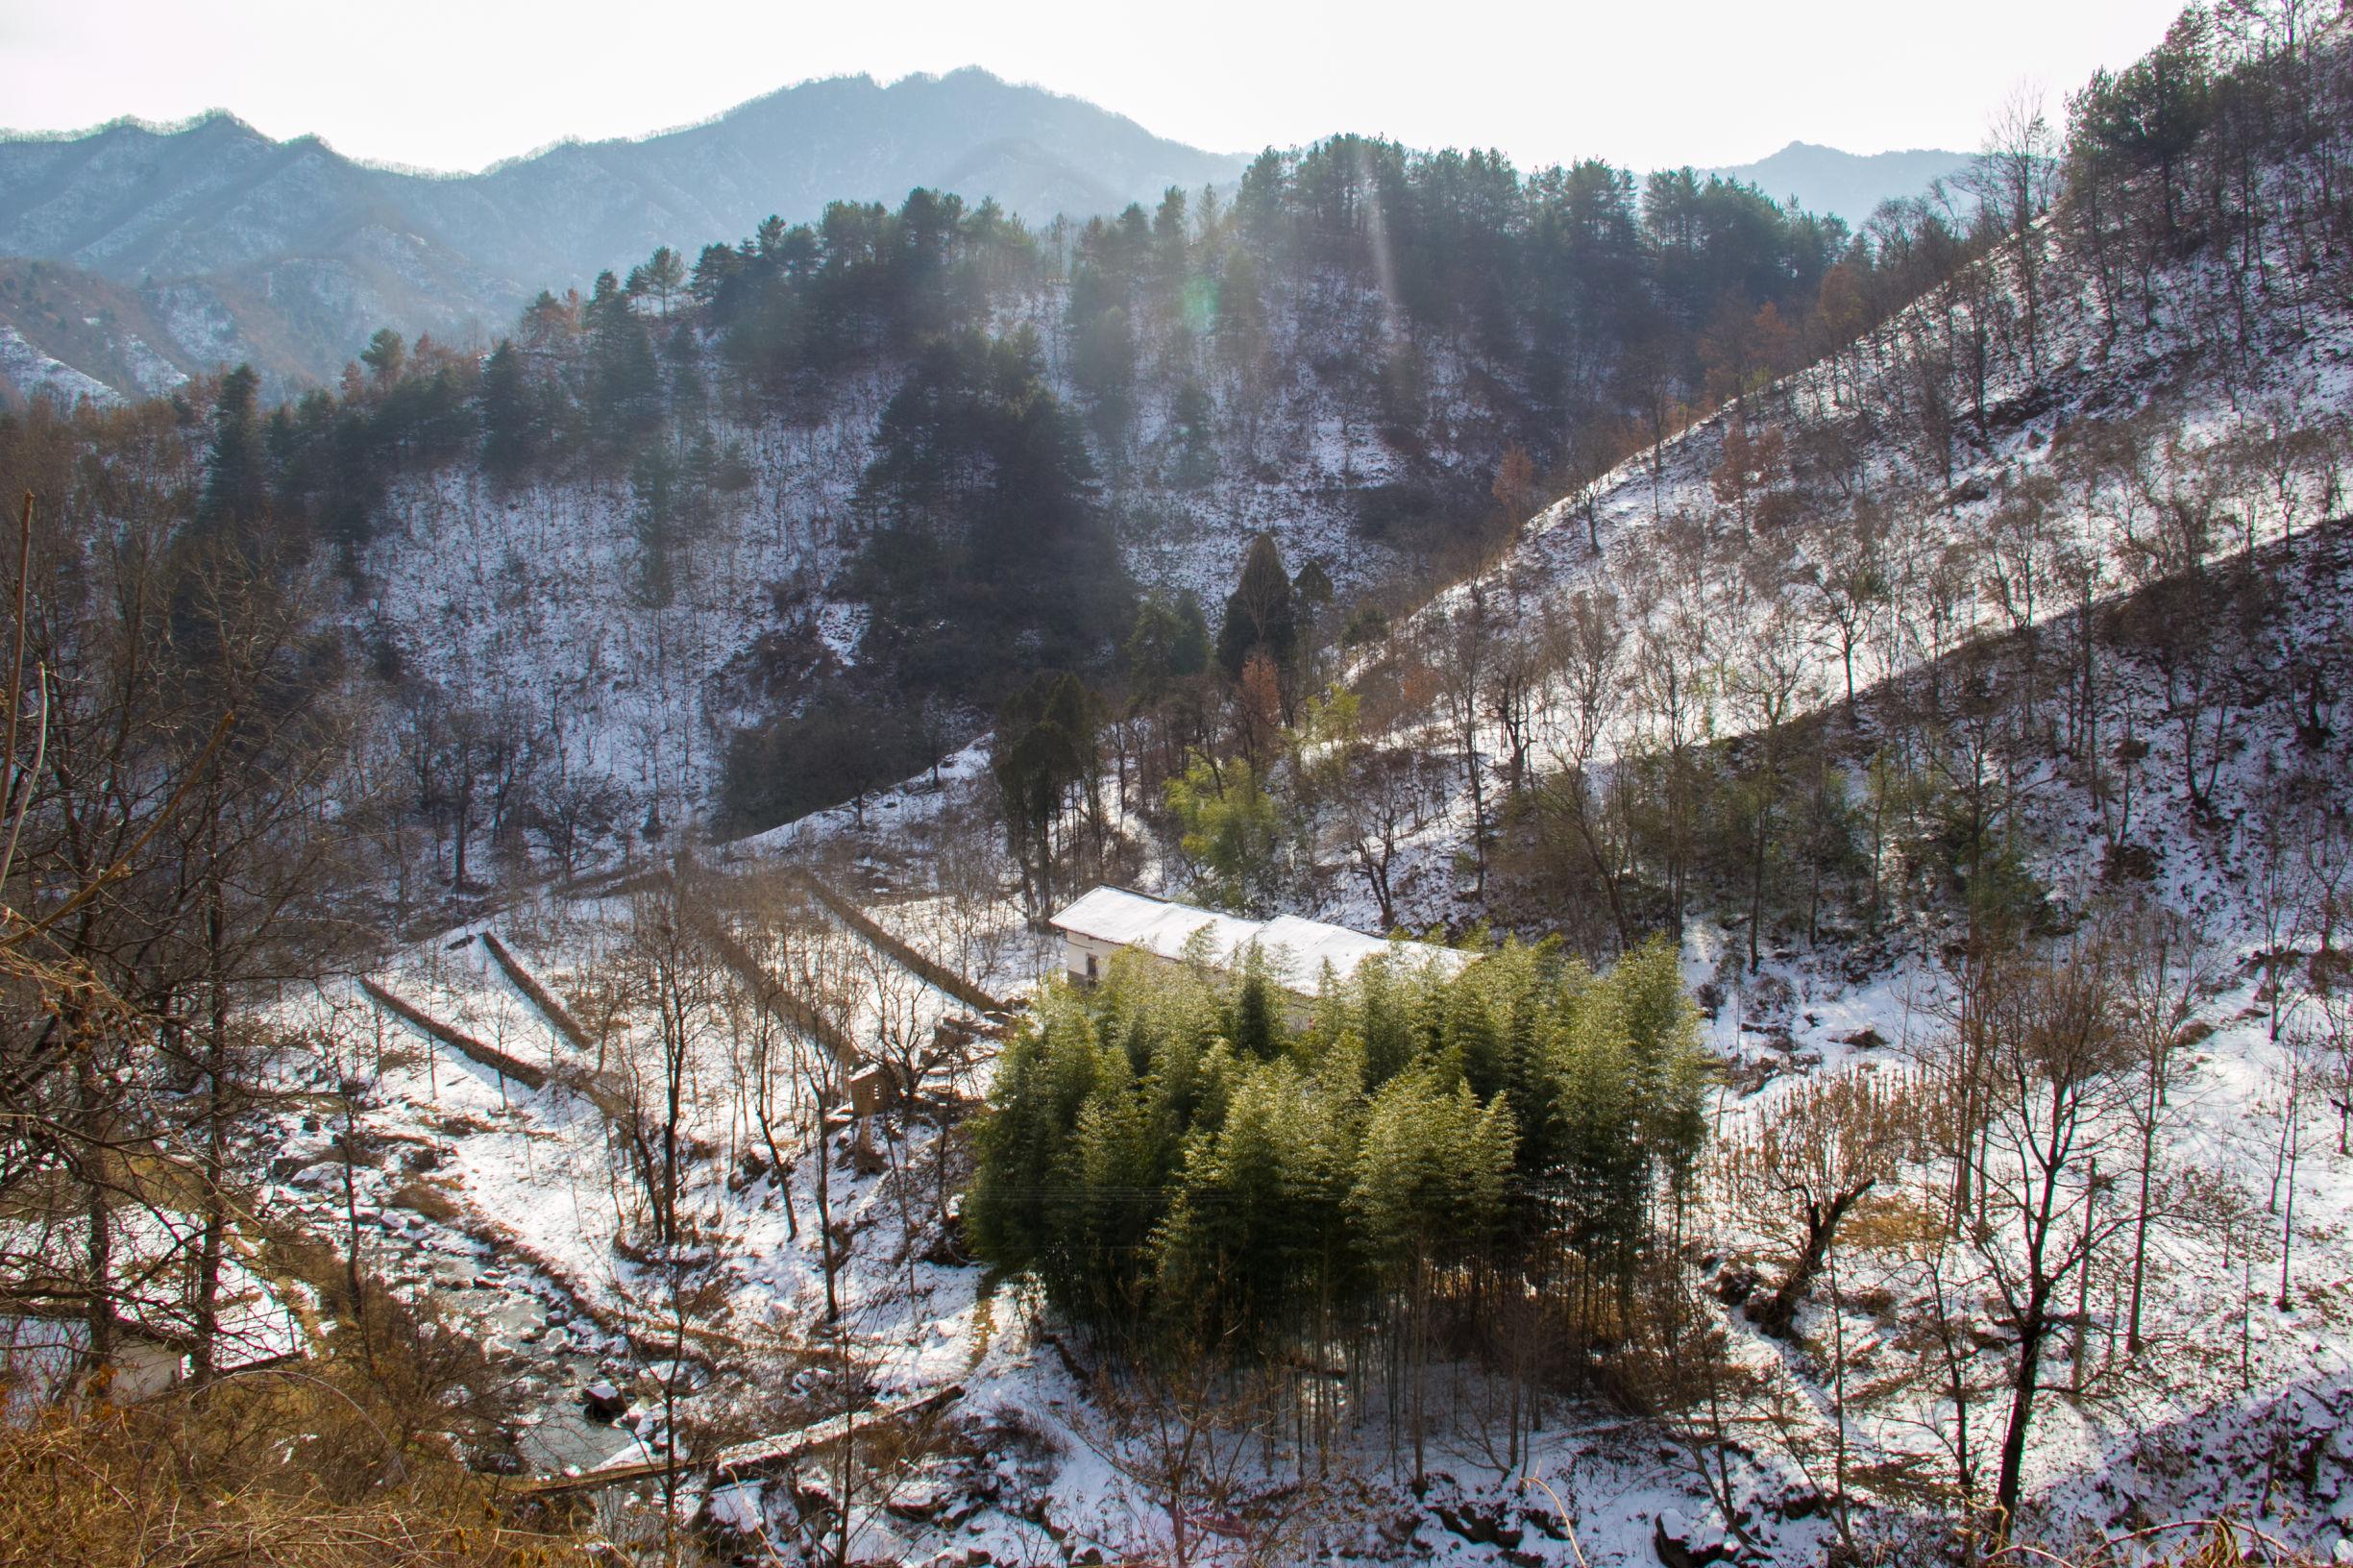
[3,0,2188,175]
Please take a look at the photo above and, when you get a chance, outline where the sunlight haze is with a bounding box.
[6,0,2189,172]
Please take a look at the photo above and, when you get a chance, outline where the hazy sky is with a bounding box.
[4,0,2188,174]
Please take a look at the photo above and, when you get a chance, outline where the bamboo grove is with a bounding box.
[967,935,1708,1453]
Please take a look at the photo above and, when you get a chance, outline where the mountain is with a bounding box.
[0,259,198,407]
[0,70,1247,401]
[1707,139,1972,227]
[11,13,2353,1564]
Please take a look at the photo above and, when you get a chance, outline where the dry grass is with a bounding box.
[1839,1188,1947,1253]
[1989,1517,2338,1568]
[0,1234,608,1567]
[388,1180,464,1225]
[0,1390,585,1568]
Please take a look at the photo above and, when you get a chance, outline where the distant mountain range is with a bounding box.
[0,69,1247,404]
[1707,140,1973,229]
[0,86,1977,410]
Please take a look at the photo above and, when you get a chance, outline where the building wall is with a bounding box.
[1060,933,1121,985]
[1055,932,1315,1025]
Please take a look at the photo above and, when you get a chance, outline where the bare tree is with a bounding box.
[1728,611,1816,973]
[1430,586,1495,894]
[1956,939,2137,1545]
[1965,84,2061,377]
[1739,1068,1919,1337]
[1806,506,1892,715]
[1539,587,1636,951]
[1072,1353,1325,1568]
[1336,745,1441,929]
[611,885,717,1247]
[2113,905,2216,1359]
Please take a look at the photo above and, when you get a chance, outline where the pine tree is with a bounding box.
[1216,532,1296,683]
[359,329,406,392]
[478,340,544,484]
[1170,590,1212,676]
[627,245,688,317]
[584,271,662,465]
[1124,599,1182,706]
[198,365,270,538]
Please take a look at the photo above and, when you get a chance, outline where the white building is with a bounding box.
[1046,886,1479,1003]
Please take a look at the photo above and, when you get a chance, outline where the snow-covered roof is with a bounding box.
[1048,888,1479,992]
[1050,886,1262,967]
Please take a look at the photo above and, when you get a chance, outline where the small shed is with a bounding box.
[1046,887,1479,1009]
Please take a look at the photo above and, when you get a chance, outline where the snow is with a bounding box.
[166,59,2353,1562]
[0,1203,306,1410]
[1257,911,1479,988]
[114,331,187,395]
[0,323,118,405]
[1048,885,1262,965]
[1051,884,1478,992]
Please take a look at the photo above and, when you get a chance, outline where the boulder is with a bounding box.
[580,1380,626,1423]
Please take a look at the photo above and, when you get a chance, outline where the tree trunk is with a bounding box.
[1993,1291,2051,1546]
[1750,1183,1871,1338]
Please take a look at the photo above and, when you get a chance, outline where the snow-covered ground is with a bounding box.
[237,687,2353,1562]
[216,96,2353,1565]
[344,273,1501,887]
[0,321,119,406]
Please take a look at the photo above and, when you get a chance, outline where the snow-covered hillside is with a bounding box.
[1444,195,2346,727]
[348,282,1496,874]
[1296,131,2353,948]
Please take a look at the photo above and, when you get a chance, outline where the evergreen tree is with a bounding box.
[970,932,1707,1353]
[1168,380,1215,486]
[478,340,544,484]
[1349,1063,1516,1267]
[198,365,270,538]
[854,330,1132,702]
[626,245,688,317]
[2070,8,2215,237]
[359,329,406,391]
[584,271,662,465]
[1170,590,1212,677]
[1165,755,1281,912]
[1225,961,1281,1061]
[1123,599,1183,706]
[1216,532,1297,684]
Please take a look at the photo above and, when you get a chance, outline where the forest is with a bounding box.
[1,109,1903,848]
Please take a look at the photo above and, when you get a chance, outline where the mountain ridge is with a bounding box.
[0,69,1249,403]
[1706,137,1973,226]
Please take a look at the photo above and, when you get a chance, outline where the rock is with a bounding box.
[1713,1266,1762,1308]
[1654,1510,1731,1568]
[638,1359,705,1394]
[580,1380,626,1422]
[1434,1502,1523,1551]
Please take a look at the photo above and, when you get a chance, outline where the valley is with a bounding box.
[5,6,2353,1566]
